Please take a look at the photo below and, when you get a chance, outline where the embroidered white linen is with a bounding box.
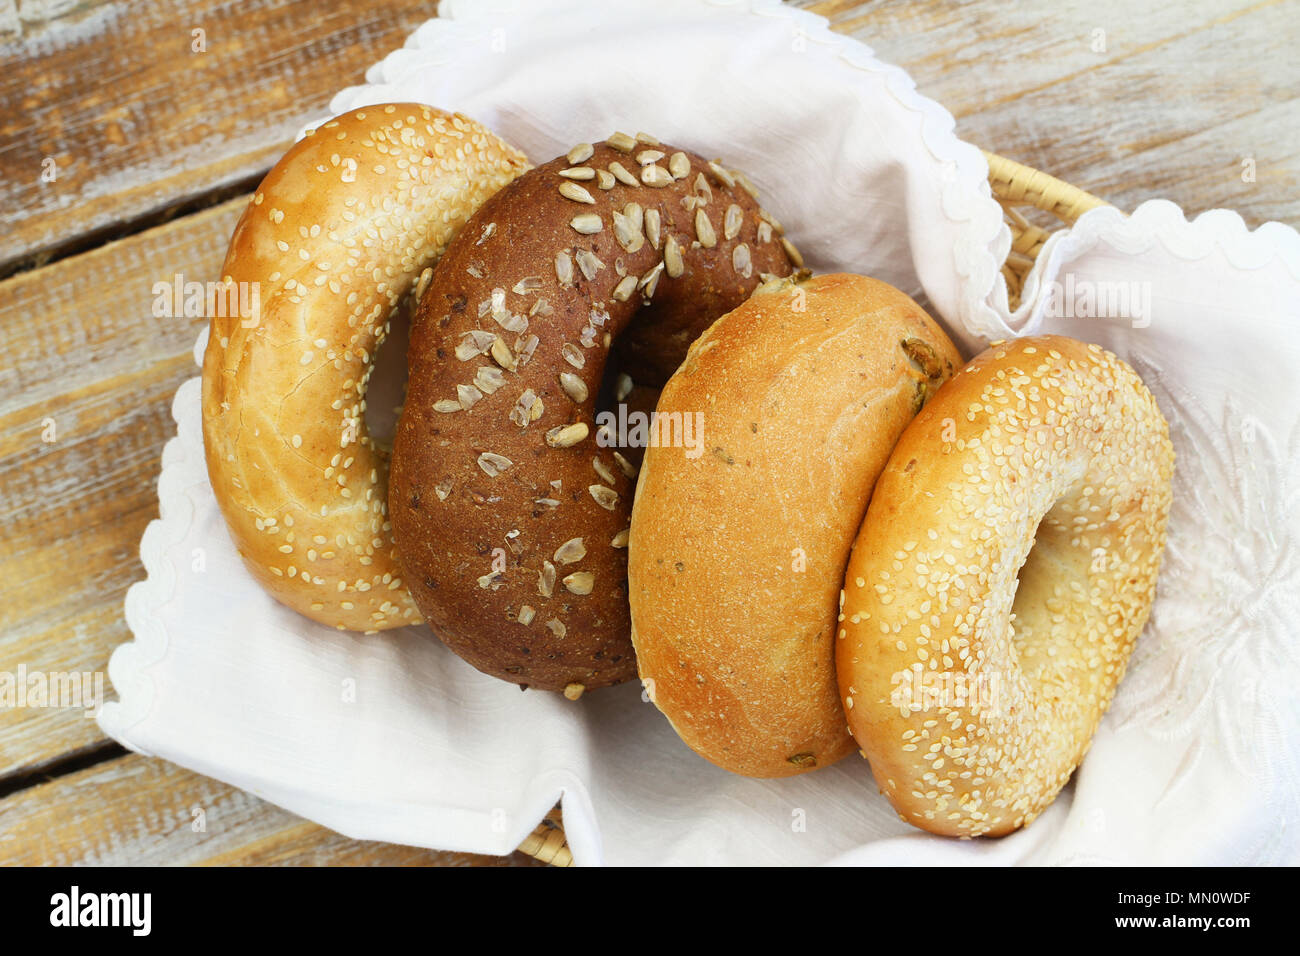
[99,0,1300,865]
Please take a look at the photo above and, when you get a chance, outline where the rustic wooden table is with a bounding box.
[1,0,1295,866]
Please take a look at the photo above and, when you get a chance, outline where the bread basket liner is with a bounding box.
[99,0,1300,865]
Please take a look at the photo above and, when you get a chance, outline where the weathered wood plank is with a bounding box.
[0,752,542,866]
[5,0,1294,277]
[0,201,243,777]
[805,0,1298,224]
[0,0,440,270]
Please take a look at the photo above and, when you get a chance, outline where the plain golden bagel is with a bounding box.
[390,134,795,693]
[628,273,962,776]
[203,104,529,632]
[838,335,1174,836]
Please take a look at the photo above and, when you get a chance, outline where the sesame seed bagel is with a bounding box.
[838,335,1174,836]
[627,273,962,776]
[202,104,529,632]
[389,134,795,692]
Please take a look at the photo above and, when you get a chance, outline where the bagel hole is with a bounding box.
[362,299,413,451]
[1009,506,1084,679]
[595,342,664,471]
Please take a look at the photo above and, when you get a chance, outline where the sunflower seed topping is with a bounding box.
[645,208,662,249]
[547,618,567,638]
[510,388,543,428]
[695,209,717,247]
[570,213,603,235]
[538,560,556,597]
[612,210,644,253]
[413,265,433,301]
[475,365,506,393]
[589,485,619,510]
[635,149,665,166]
[624,202,644,233]
[611,528,630,549]
[513,275,543,295]
[457,384,483,409]
[559,181,596,204]
[546,422,589,448]
[639,261,664,298]
[609,161,639,186]
[490,336,516,370]
[455,329,495,361]
[592,457,616,485]
[554,537,587,564]
[495,311,527,334]
[575,249,604,281]
[781,236,804,267]
[606,131,636,152]
[559,371,589,403]
[567,143,595,164]
[635,132,661,146]
[641,164,673,188]
[518,605,536,626]
[555,250,574,286]
[612,274,637,302]
[664,234,685,277]
[476,222,497,245]
[596,169,615,190]
[707,161,735,187]
[694,173,715,205]
[613,451,637,478]
[477,451,513,477]
[759,208,784,234]
[615,373,633,402]
[757,221,773,243]
[563,571,594,595]
[478,571,504,590]
[668,151,690,179]
[735,170,760,199]
[559,166,595,180]
[562,343,585,368]
[435,479,453,500]
[434,398,462,413]
[724,203,744,240]
[489,287,528,333]
[516,333,539,367]
[732,243,753,277]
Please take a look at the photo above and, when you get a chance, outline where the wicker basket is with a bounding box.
[515,151,1107,867]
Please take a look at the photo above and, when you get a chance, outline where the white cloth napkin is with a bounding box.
[100,0,1300,865]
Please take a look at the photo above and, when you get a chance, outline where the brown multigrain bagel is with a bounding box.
[627,273,962,776]
[390,133,795,693]
[203,104,529,632]
[838,335,1174,836]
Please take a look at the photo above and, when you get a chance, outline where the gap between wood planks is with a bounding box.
[0,171,266,283]
[0,740,127,801]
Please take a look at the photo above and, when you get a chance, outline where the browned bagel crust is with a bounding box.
[390,136,794,691]
[838,335,1174,836]
[203,104,529,632]
[628,273,962,776]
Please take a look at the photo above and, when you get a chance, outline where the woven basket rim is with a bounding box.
[515,150,1106,867]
